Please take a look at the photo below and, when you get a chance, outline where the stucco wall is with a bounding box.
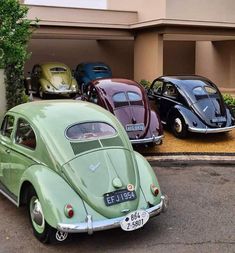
[196,41,235,89]
[107,0,166,21]
[163,41,195,75]
[166,0,235,23]
[25,39,134,79]
[108,0,235,24]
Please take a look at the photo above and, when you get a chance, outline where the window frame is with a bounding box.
[65,121,117,141]
[15,118,37,150]
[0,115,15,139]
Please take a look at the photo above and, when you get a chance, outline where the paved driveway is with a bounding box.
[0,164,234,253]
[140,129,235,154]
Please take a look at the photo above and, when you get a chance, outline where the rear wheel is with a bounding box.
[170,114,188,138]
[39,86,47,99]
[27,187,68,244]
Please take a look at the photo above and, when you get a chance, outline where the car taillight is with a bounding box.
[150,184,159,196]
[64,204,74,218]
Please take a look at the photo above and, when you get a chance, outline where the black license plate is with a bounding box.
[104,189,137,206]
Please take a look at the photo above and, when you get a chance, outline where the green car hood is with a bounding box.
[62,148,140,218]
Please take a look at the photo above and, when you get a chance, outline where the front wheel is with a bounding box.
[170,114,188,138]
[27,187,68,244]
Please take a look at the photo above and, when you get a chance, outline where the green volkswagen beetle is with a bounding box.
[0,101,168,243]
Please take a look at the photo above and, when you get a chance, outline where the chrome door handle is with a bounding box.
[5,149,11,154]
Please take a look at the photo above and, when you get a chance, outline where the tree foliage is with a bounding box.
[0,0,37,109]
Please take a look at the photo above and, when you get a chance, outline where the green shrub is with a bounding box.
[0,0,38,109]
[139,79,151,89]
[223,94,235,106]
[0,48,4,68]
[223,93,235,115]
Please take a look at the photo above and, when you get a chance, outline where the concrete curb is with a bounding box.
[146,154,235,166]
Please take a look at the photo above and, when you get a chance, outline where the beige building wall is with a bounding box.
[166,0,235,23]
[107,0,166,21]
[108,0,235,24]
[25,39,134,79]
[21,0,235,89]
[164,41,195,75]
[134,31,163,82]
[196,41,235,90]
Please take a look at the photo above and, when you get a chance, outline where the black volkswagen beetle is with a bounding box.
[148,75,235,138]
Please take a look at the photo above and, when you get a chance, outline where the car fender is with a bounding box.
[168,105,207,129]
[19,164,87,229]
[39,78,53,91]
[71,78,78,89]
[133,151,162,206]
[80,77,91,87]
[226,107,234,126]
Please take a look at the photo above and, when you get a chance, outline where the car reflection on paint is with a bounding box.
[148,75,235,138]
[0,100,168,244]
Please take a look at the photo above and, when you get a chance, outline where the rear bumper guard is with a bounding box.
[130,135,164,145]
[57,195,168,235]
[188,125,235,133]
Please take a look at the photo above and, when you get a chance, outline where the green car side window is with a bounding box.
[0,115,15,138]
[66,122,116,141]
[15,118,36,150]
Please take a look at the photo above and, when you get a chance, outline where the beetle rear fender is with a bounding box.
[168,105,206,129]
[19,165,87,229]
[39,78,52,90]
[71,78,78,89]
[133,151,162,206]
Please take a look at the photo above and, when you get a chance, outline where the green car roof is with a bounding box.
[9,100,131,165]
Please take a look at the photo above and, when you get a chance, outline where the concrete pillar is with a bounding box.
[0,69,6,118]
[134,31,163,82]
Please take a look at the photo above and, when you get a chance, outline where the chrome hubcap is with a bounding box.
[39,88,43,98]
[30,197,45,233]
[174,118,182,133]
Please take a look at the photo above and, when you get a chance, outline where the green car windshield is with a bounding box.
[66,122,117,141]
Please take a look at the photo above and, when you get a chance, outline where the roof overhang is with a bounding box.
[26,4,235,42]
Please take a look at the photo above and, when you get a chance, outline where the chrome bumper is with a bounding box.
[130,135,164,145]
[45,90,77,94]
[188,125,235,133]
[57,195,168,234]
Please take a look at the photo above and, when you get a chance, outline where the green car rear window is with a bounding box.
[66,122,117,141]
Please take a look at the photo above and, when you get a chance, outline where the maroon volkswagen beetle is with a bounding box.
[79,78,163,146]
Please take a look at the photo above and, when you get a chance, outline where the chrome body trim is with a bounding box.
[130,135,164,145]
[188,125,235,133]
[57,195,168,234]
[0,189,18,206]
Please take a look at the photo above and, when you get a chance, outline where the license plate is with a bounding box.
[104,189,137,206]
[211,117,226,123]
[59,84,69,91]
[120,210,149,231]
[126,123,144,132]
